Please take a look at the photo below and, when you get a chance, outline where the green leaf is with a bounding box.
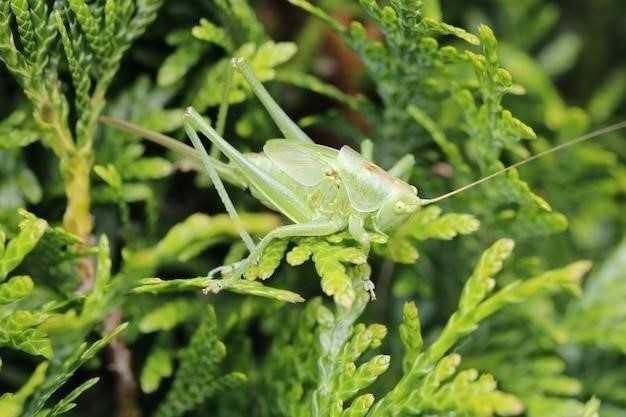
[286,237,368,307]
[588,68,626,122]
[154,213,280,262]
[536,32,581,77]
[80,235,114,324]
[139,299,196,333]
[154,306,247,417]
[94,164,122,189]
[140,348,173,393]
[68,0,108,59]
[343,394,375,417]
[409,206,480,240]
[158,35,208,87]
[378,207,479,264]
[338,354,390,398]
[0,111,40,149]
[192,41,297,110]
[481,260,591,319]
[122,157,173,180]
[191,19,233,51]
[581,397,601,417]
[399,302,423,372]
[313,290,373,416]
[459,238,514,313]
[0,393,23,417]
[0,275,33,305]
[10,0,37,62]
[419,17,480,45]
[44,377,99,417]
[249,41,297,78]
[22,324,127,417]
[566,238,626,351]
[224,280,305,303]
[0,362,48,417]
[244,238,289,280]
[133,277,305,303]
[0,313,53,359]
[132,277,212,294]
[286,0,346,33]
[0,210,47,282]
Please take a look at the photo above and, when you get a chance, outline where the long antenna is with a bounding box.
[420,120,626,205]
[99,115,198,159]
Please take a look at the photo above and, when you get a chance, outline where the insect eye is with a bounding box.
[394,201,406,212]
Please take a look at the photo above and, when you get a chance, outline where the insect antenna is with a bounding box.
[420,120,626,205]
[99,115,198,158]
[99,115,247,189]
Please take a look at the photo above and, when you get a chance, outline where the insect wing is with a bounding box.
[244,153,313,213]
[264,140,338,186]
[336,145,395,212]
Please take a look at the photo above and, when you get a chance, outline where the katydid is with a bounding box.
[100,57,626,296]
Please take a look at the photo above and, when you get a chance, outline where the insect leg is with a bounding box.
[348,214,371,249]
[232,57,313,144]
[184,116,257,253]
[360,139,374,161]
[185,107,316,224]
[211,59,236,159]
[388,154,416,181]
[210,218,345,286]
[99,115,248,189]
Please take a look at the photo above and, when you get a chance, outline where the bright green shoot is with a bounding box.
[101,57,626,297]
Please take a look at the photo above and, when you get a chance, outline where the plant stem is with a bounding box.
[105,308,140,417]
[60,149,93,237]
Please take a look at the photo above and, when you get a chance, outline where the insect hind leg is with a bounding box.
[183,109,257,253]
[232,57,313,144]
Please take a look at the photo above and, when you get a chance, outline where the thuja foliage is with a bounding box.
[1,1,625,416]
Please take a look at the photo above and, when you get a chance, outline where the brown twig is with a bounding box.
[105,307,140,417]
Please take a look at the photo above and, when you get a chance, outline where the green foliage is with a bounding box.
[23,324,127,417]
[0,210,47,280]
[1,0,624,416]
[253,239,589,417]
[153,306,246,417]
[566,238,626,351]
[140,348,173,394]
[0,211,51,362]
[286,235,370,307]
[290,0,570,244]
[380,205,480,263]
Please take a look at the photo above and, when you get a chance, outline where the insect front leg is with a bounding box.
[205,219,345,292]
[348,213,372,252]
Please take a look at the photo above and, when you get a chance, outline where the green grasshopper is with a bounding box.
[101,57,626,296]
